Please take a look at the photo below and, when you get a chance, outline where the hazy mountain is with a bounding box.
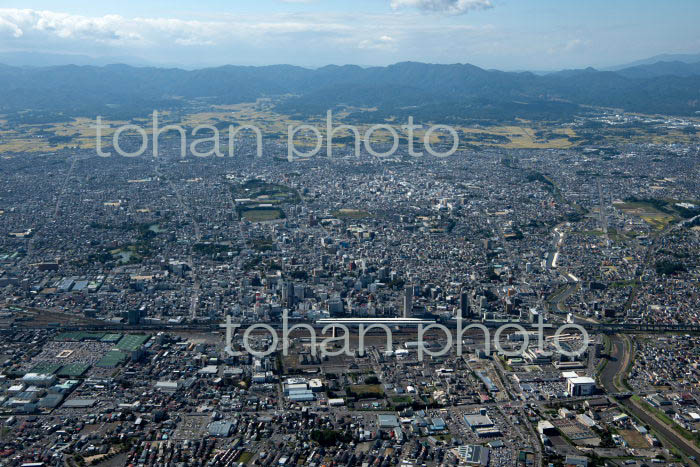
[614,61,700,79]
[0,51,155,68]
[607,53,700,70]
[1,60,699,124]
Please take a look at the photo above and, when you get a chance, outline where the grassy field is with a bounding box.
[232,179,297,222]
[3,101,699,154]
[348,384,384,398]
[232,179,301,204]
[241,207,285,222]
[3,100,699,155]
[614,201,677,230]
[0,116,130,153]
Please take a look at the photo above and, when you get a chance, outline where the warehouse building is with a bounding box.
[464,409,494,430]
[455,445,490,466]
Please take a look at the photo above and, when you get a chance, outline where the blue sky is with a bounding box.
[0,0,698,70]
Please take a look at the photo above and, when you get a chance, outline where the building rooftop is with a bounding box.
[377,414,400,428]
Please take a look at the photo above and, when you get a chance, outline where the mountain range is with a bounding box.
[1,57,699,124]
[604,52,700,70]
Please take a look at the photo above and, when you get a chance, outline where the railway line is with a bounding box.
[8,319,700,335]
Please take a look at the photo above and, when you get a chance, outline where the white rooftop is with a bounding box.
[569,376,595,384]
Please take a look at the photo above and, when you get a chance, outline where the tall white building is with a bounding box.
[403,285,413,318]
[566,376,596,396]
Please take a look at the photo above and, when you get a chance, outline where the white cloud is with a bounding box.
[564,39,586,51]
[547,38,589,56]
[0,16,23,37]
[359,35,396,50]
[0,8,356,48]
[0,9,152,44]
[390,0,493,15]
[0,7,501,67]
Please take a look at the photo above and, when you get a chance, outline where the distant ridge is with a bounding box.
[1,49,699,73]
[614,61,700,79]
[0,58,699,123]
[0,51,156,68]
[606,52,700,71]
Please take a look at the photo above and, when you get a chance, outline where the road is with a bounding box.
[156,160,202,320]
[602,334,700,464]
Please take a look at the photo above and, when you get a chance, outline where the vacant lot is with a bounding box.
[619,429,651,449]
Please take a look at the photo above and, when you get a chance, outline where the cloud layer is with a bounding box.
[390,0,493,15]
[0,8,500,67]
[0,5,684,71]
[0,9,353,48]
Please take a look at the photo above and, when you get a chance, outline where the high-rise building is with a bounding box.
[128,309,141,325]
[294,283,305,300]
[281,281,295,307]
[329,297,344,315]
[528,308,540,324]
[403,285,413,318]
[459,289,471,319]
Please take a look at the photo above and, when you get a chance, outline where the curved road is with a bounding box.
[603,335,700,464]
